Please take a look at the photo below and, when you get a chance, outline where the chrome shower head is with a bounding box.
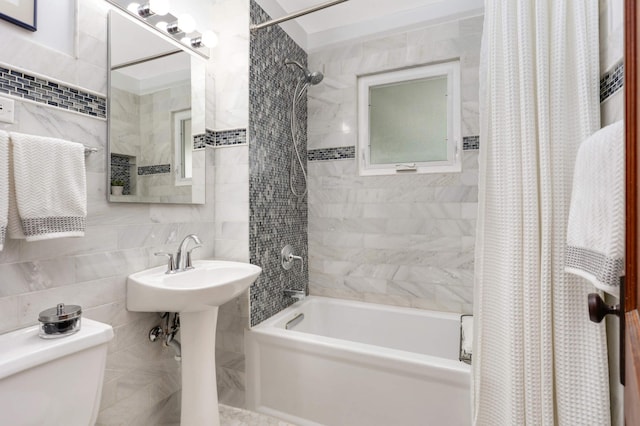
[285,59,324,85]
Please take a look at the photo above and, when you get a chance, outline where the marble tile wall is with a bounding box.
[213,144,250,407]
[109,85,139,195]
[249,0,308,326]
[306,16,483,313]
[0,0,241,423]
[109,86,140,160]
[139,83,190,168]
[211,0,250,130]
[207,0,251,409]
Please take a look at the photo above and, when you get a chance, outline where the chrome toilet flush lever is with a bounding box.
[281,244,304,273]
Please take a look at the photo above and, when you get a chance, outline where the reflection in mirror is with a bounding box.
[108,10,206,204]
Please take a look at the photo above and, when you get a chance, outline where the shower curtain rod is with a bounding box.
[250,0,349,31]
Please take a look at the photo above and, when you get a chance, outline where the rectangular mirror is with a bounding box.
[108,10,206,204]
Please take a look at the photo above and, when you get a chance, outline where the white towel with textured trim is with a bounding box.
[7,135,24,240]
[565,121,624,298]
[10,132,86,241]
[0,131,8,250]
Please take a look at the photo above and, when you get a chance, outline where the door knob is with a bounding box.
[586,277,625,386]
[587,293,621,323]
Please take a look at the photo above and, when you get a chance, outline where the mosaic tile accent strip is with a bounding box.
[138,164,171,175]
[463,135,480,150]
[216,128,247,146]
[205,129,216,147]
[600,61,624,103]
[203,128,248,147]
[193,133,206,150]
[249,0,308,327]
[0,65,106,118]
[110,153,133,195]
[308,146,355,161]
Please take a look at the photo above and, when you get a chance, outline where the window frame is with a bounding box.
[357,60,462,176]
[173,109,193,186]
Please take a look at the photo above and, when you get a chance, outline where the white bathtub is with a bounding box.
[245,296,471,426]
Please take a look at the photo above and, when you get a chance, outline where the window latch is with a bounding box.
[395,163,417,172]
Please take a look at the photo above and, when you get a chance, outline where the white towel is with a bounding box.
[565,120,624,298]
[7,136,24,240]
[0,131,8,250]
[10,132,87,241]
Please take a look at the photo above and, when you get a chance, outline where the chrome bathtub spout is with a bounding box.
[284,289,306,301]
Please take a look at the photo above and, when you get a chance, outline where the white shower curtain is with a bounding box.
[473,1,610,425]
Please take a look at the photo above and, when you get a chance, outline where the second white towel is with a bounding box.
[565,121,624,298]
[10,132,87,241]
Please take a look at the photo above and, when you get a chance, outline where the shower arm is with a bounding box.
[250,0,349,31]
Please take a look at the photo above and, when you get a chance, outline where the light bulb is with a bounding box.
[177,14,196,33]
[201,30,218,48]
[149,0,170,15]
[181,36,191,45]
[155,21,168,31]
[126,2,140,13]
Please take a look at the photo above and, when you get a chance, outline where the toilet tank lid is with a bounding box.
[0,318,114,380]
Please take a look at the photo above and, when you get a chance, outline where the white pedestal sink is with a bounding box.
[127,260,262,425]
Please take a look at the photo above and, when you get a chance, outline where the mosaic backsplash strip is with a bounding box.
[138,164,171,175]
[194,133,207,150]
[249,0,308,326]
[308,146,355,161]
[463,136,480,150]
[0,65,106,118]
[215,128,247,146]
[600,61,623,103]
[202,128,247,147]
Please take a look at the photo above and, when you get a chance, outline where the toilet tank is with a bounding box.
[0,318,114,426]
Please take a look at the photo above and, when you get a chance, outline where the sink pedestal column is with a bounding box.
[180,307,219,425]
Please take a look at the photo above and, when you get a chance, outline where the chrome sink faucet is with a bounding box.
[155,234,202,274]
[176,234,202,271]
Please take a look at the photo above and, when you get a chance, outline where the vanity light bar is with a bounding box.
[105,0,212,59]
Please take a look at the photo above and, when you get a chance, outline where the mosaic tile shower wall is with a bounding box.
[249,0,308,326]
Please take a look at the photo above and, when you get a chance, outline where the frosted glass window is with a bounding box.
[357,61,461,176]
[369,77,448,164]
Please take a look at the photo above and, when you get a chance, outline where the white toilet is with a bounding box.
[0,318,114,425]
